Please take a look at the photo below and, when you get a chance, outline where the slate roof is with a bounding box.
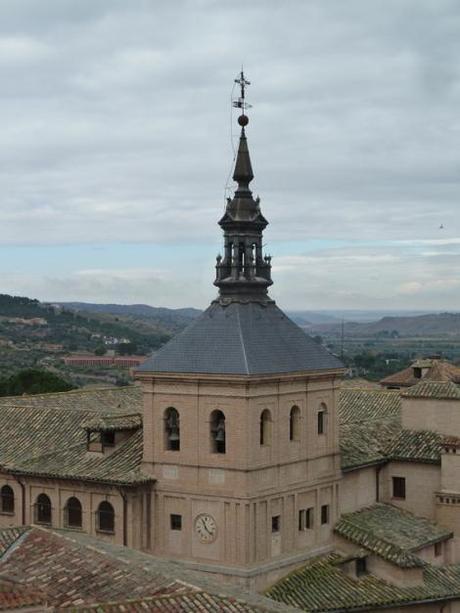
[334,504,452,568]
[138,301,343,376]
[0,387,149,486]
[0,527,294,612]
[401,380,460,400]
[266,553,460,612]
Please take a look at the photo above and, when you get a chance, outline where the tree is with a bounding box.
[94,346,107,356]
[0,369,75,397]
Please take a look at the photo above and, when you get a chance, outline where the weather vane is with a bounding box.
[233,69,252,118]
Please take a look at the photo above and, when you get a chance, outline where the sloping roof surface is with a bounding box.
[266,552,460,612]
[335,504,451,568]
[138,302,343,375]
[0,527,294,612]
[0,387,148,486]
[339,387,444,470]
[401,380,460,400]
[380,359,460,388]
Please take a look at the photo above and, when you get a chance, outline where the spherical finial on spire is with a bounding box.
[238,114,249,127]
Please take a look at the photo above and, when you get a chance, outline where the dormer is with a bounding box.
[83,413,142,455]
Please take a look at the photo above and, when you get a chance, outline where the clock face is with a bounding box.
[194,513,217,543]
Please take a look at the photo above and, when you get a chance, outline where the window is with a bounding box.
[0,485,14,514]
[170,514,182,531]
[97,501,115,533]
[35,493,52,525]
[318,403,327,435]
[356,557,367,576]
[210,410,226,454]
[260,409,272,446]
[102,431,115,447]
[272,515,280,533]
[435,542,443,557]
[321,504,329,525]
[65,497,82,528]
[289,406,300,441]
[164,407,180,451]
[298,508,314,531]
[413,367,422,379]
[392,476,406,499]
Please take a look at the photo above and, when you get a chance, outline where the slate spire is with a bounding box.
[214,71,273,303]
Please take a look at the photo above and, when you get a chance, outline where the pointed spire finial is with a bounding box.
[233,68,251,132]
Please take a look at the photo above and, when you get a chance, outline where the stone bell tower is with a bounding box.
[136,71,345,589]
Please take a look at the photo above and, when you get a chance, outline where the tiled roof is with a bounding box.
[401,380,460,400]
[82,413,142,432]
[10,429,149,486]
[380,360,460,388]
[0,527,292,613]
[338,389,401,470]
[386,429,442,464]
[0,528,27,557]
[0,385,143,412]
[338,388,444,470]
[334,504,452,568]
[138,302,344,376]
[0,387,149,486]
[340,420,400,470]
[0,577,47,611]
[338,389,401,424]
[266,553,460,612]
[71,591,271,612]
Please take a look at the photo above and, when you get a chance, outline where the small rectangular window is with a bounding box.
[298,509,304,531]
[392,476,406,499]
[321,504,329,525]
[170,514,182,531]
[102,431,115,447]
[356,557,367,576]
[272,515,280,533]
[298,508,314,531]
[435,542,442,557]
[318,411,325,435]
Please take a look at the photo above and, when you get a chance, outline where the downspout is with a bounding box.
[12,475,26,525]
[117,487,128,547]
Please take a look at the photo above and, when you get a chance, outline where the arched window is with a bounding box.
[35,493,52,525]
[164,407,180,451]
[210,410,226,454]
[260,409,272,446]
[289,406,301,441]
[65,497,82,528]
[318,403,327,435]
[0,485,14,514]
[97,501,115,533]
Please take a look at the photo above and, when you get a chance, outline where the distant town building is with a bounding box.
[63,354,146,368]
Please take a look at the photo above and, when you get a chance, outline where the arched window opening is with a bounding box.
[289,406,301,441]
[65,496,82,528]
[35,493,52,525]
[0,485,14,514]
[210,410,226,454]
[318,403,327,435]
[97,501,115,533]
[164,407,180,451]
[260,409,272,446]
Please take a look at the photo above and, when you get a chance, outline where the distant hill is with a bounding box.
[312,312,460,337]
[57,302,201,328]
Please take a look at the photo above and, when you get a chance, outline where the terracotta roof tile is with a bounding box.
[401,380,460,400]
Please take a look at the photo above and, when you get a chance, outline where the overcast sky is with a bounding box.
[1,0,460,310]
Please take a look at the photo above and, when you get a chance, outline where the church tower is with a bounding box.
[137,72,345,589]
